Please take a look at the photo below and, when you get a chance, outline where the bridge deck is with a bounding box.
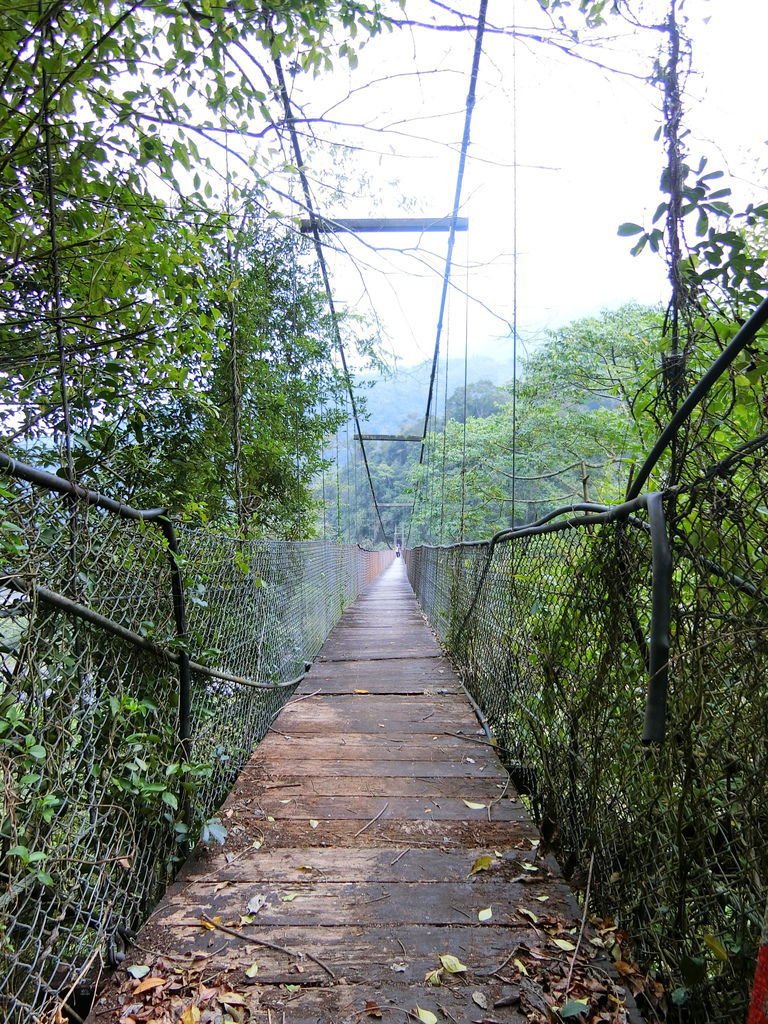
[88,560,640,1024]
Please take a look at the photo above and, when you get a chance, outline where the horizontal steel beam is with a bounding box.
[300,217,469,234]
[355,434,422,442]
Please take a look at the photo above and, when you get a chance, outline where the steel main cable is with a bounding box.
[271,49,391,549]
[406,0,489,546]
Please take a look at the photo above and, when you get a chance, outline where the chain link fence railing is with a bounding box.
[0,456,391,1023]
[406,450,768,1023]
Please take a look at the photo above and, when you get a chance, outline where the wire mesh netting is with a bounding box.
[407,449,768,1023]
[0,467,391,1023]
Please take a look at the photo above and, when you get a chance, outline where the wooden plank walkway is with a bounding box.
[88,560,641,1024]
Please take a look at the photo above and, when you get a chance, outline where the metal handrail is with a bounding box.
[408,491,673,744]
[1,453,193,759]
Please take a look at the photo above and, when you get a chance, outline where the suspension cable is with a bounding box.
[439,292,451,542]
[39,3,74,483]
[510,0,519,527]
[406,0,489,545]
[459,240,469,541]
[271,50,391,547]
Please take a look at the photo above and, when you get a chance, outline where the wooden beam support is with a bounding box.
[300,217,468,234]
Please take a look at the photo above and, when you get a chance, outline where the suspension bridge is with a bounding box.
[2,1,768,1022]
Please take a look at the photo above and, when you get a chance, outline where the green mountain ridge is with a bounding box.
[359,354,516,434]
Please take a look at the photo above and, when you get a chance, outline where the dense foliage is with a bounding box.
[0,0,395,535]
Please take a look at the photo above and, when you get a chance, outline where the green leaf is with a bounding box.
[468,854,494,876]
[703,933,729,962]
[617,222,644,236]
[680,955,707,986]
[439,954,467,974]
[414,1009,437,1024]
[560,999,589,1017]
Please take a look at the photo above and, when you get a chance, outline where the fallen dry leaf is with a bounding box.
[478,907,492,922]
[472,991,489,1009]
[218,991,247,1006]
[132,976,166,995]
[364,999,383,1018]
[462,800,486,810]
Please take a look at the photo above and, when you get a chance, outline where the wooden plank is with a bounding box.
[229,775,511,799]
[161,878,557,927]
[277,711,485,735]
[239,757,505,778]
[251,735,496,760]
[177,847,543,885]
[242,795,524,823]
[301,676,461,696]
[185,818,542,852]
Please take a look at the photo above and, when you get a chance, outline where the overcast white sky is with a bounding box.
[278,0,768,370]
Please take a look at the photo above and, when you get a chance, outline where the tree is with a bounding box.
[0,1,393,534]
[402,305,664,543]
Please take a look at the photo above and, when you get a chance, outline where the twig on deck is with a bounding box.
[450,905,473,920]
[565,851,595,996]
[476,947,522,977]
[443,730,510,753]
[436,1004,459,1024]
[487,775,512,821]
[353,801,389,837]
[199,913,336,981]
[132,938,228,963]
[390,848,410,866]
[284,689,321,706]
